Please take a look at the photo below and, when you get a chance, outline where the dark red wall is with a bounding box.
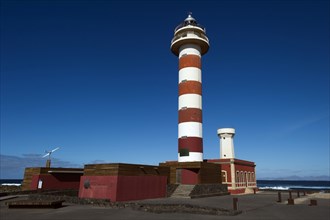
[30,173,82,190]
[234,164,255,173]
[181,169,199,184]
[79,175,167,202]
[79,176,118,201]
[116,176,167,201]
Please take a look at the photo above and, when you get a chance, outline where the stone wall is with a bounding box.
[190,184,229,198]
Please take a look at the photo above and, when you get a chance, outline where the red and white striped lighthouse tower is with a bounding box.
[171,13,210,162]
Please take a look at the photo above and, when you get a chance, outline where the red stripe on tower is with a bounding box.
[179,81,202,96]
[179,55,201,69]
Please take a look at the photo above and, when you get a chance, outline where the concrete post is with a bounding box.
[309,199,317,206]
[277,191,282,202]
[287,198,294,205]
[233,198,239,210]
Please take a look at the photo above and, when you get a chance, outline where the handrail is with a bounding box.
[175,22,205,32]
[171,31,209,44]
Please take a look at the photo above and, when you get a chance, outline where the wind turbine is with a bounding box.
[42,147,60,168]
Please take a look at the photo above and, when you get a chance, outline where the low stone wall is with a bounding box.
[190,184,229,198]
[166,184,179,197]
[26,193,241,216]
[0,185,21,194]
[28,194,113,206]
[133,203,241,216]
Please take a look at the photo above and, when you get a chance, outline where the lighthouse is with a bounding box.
[171,13,210,162]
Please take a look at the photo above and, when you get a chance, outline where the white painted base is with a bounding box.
[178,152,203,162]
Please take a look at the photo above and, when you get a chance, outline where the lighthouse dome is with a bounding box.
[174,13,205,32]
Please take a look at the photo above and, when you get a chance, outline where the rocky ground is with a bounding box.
[3,188,329,216]
[0,185,21,194]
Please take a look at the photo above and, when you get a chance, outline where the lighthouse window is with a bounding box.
[179,149,189,156]
[223,137,226,139]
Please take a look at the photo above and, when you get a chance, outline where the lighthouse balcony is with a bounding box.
[171,31,209,56]
[171,30,209,45]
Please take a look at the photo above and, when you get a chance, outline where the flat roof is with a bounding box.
[47,170,84,174]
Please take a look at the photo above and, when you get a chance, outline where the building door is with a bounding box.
[176,169,182,184]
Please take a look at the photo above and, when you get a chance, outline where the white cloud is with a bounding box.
[281,113,329,136]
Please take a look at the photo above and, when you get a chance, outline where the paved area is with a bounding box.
[1,192,329,220]
[0,196,18,202]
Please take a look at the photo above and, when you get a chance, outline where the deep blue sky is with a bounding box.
[1,0,329,179]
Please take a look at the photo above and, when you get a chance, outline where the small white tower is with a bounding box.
[217,128,235,159]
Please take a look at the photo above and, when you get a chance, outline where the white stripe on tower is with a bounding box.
[178,122,203,138]
[171,13,209,162]
[179,68,201,83]
[179,44,201,57]
[178,94,202,109]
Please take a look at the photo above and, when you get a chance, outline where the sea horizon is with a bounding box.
[1,179,329,191]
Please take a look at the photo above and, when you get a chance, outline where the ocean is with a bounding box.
[1,179,330,191]
[0,179,23,186]
[257,180,330,191]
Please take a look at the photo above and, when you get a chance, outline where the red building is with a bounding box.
[21,167,83,191]
[78,163,169,202]
[207,128,257,194]
[208,158,256,194]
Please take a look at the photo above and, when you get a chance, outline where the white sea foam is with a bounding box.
[259,186,289,190]
[259,186,330,190]
[1,183,21,186]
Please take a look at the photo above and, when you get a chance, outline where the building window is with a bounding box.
[221,171,227,183]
